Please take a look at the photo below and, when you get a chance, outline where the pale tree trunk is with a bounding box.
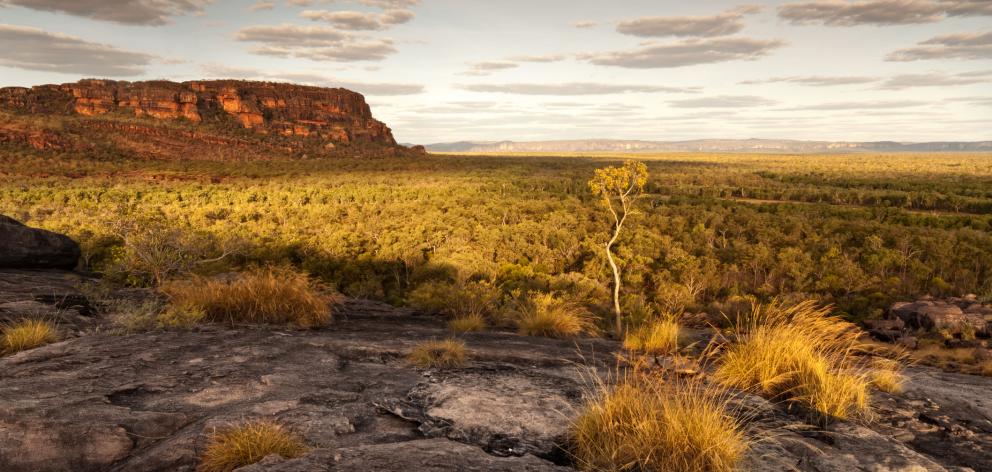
[605,235,622,336]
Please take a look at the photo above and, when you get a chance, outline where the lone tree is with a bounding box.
[589,161,648,336]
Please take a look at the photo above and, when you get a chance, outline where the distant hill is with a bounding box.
[425,139,992,154]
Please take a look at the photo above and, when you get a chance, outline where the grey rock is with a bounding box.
[0,215,80,269]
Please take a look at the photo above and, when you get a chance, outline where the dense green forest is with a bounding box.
[2,151,990,326]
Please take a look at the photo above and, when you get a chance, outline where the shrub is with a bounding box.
[572,377,747,472]
[408,338,467,368]
[714,300,873,422]
[161,267,334,328]
[2,319,58,355]
[198,421,308,472]
[406,280,500,319]
[623,318,680,355]
[514,292,597,338]
[157,304,207,329]
[448,313,486,333]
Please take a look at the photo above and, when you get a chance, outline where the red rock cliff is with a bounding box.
[0,79,396,146]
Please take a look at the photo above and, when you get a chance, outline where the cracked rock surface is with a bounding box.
[2,295,991,471]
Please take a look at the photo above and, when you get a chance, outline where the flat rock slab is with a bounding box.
[0,300,613,472]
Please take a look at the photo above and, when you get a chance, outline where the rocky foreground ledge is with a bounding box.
[0,284,990,472]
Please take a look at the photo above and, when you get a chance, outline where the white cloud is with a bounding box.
[887,31,992,61]
[300,8,414,30]
[459,82,701,95]
[670,95,777,108]
[0,0,212,25]
[583,37,785,68]
[235,23,397,61]
[617,6,762,38]
[0,24,153,75]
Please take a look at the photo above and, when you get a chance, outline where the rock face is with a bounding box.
[0,215,80,270]
[0,79,396,147]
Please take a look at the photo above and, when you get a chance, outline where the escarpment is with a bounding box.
[0,79,411,159]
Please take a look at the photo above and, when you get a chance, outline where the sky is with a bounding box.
[0,0,990,144]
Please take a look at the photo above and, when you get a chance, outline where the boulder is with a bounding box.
[890,301,967,334]
[0,215,80,269]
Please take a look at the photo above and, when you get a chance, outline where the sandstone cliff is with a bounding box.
[0,79,400,154]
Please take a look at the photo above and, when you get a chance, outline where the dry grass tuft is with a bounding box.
[624,318,680,355]
[714,300,874,422]
[980,360,992,377]
[198,421,308,472]
[870,367,905,394]
[572,376,747,472]
[161,267,334,328]
[515,292,597,338]
[408,338,468,368]
[448,313,486,333]
[1,319,58,355]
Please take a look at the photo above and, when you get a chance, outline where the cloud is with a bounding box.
[616,6,762,38]
[739,75,877,86]
[789,100,931,110]
[287,0,419,7]
[0,0,211,26]
[236,23,349,45]
[886,31,992,61]
[200,63,424,95]
[670,95,777,108]
[582,37,785,68]
[876,70,992,89]
[506,54,567,63]
[461,54,566,76]
[458,82,701,95]
[947,95,992,106]
[300,8,414,30]
[572,20,598,28]
[461,61,519,76]
[0,24,153,75]
[235,23,397,61]
[249,1,275,11]
[941,0,992,16]
[778,0,992,26]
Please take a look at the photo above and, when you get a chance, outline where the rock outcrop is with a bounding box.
[0,215,80,270]
[0,79,396,147]
[891,298,992,336]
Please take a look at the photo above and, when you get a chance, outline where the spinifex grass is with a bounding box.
[198,421,308,472]
[514,292,597,338]
[1,319,59,355]
[714,300,874,422]
[572,375,747,472]
[161,266,334,328]
[623,318,680,355]
[408,338,468,368]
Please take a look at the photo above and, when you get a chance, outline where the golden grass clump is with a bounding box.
[870,358,905,394]
[448,313,486,333]
[572,377,747,472]
[714,300,873,422]
[161,267,333,328]
[408,338,468,368]
[623,318,680,355]
[198,421,308,472]
[515,292,597,338]
[2,319,59,355]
